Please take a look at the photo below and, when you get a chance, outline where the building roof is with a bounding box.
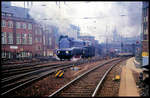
[78,35,95,39]
[2,3,32,19]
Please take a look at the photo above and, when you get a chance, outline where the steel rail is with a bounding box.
[2,61,59,70]
[1,61,74,78]
[1,61,77,84]
[1,60,78,81]
[2,57,101,81]
[1,57,102,95]
[48,58,121,97]
[1,62,76,95]
[92,59,122,97]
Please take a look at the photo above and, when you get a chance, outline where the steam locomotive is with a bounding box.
[56,35,95,60]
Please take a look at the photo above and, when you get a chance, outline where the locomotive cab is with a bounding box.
[72,47,83,58]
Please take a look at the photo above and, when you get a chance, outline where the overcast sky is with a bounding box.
[11,1,142,43]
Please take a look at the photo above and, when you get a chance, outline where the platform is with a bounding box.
[119,57,142,96]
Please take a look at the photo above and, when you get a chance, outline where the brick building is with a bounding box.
[42,25,58,57]
[1,2,57,60]
[142,1,149,66]
[34,24,44,57]
[1,3,36,59]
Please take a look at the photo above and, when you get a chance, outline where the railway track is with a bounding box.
[2,60,58,70]
[1,62,77,95]
[1,57,103,96]
[2,56,102,77]
[2,56,58,66]
[49,58,125,97]
[2,59,41,66]
[1,61,71,78]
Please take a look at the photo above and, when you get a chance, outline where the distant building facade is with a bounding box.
[142,1,149,66]
[42,25,58,57]
[78,35,95,46]
[1,2,36,59]
[78,35,100,56]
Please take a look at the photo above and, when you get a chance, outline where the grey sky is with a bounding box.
[11,1,142,43]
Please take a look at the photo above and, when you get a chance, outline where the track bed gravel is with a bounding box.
[95,59,127,97]
[8,59,114,96]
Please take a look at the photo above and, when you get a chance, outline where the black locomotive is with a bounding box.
[82,46,95,58]
[56,35,95,60]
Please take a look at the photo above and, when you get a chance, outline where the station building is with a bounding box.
[142,1,149,66]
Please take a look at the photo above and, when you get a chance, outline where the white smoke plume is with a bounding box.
[28,2,77,38]
[11,1,143,43]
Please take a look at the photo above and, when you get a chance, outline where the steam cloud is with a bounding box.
[28,2,77,38]
[24,2,142,43]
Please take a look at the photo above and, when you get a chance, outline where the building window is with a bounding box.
[146,29,148,35]
[147,7,148,16]
[26,52,32,57]
[35,29,42,35]
[2,32,7,44]
[22,23,26,29]
[28,34,32,45]
[2,20,6,27]
[144,28,148,34]
[143,22,147,30]
[16,52,21,58]
[20,52,27,57]
[39,46,41,50]
[35,37,41,43]
[35,38,37,43]
[16,33,21,44]
[2,12,5,16]
[39,29,42,34]
[35,29,38,34]
[43,36,46,45]
[146,16,148,22]
[8,52,12,59]
[7,33,13,44]
[8,21,13,28]
[2,51,7,58]
[6,13,12,17]
[38,38,41,42]
[144,17,146,22]
[49,37,52,46]
[16,22,21,29]
[144,34,147,40]
[36,45,41,51]
[28,23,32,30]
[22,33,27,44]
[143,8,147,17]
